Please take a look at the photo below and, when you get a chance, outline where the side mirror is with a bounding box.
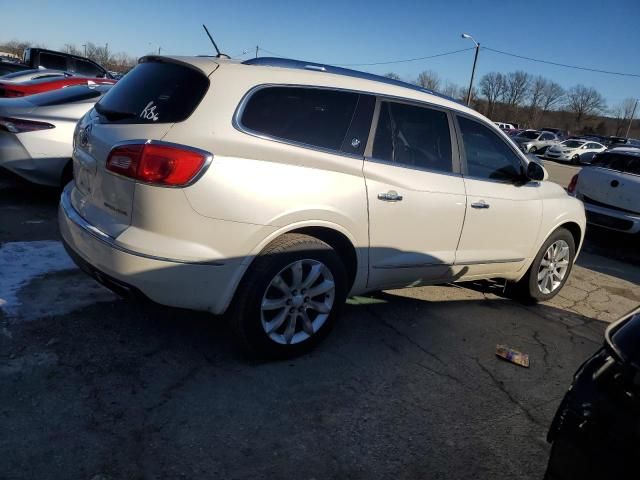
[526,160,546,181]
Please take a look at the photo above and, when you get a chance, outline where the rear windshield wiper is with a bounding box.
[94,102,137,120]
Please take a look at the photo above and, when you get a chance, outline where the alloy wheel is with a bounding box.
[537,240,570,295]
[260,259,335,345]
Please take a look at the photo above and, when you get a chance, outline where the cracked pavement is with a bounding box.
[1,169,639,479]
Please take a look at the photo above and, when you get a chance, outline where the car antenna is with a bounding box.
[202,24,230,59]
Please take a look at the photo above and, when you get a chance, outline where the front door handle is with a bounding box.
[471,200,490,209]
[378,191,403,202]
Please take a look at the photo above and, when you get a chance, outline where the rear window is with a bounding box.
[518,131,539,139]
[95,61,209,124]
[27,85,107,107]
[591,153,640,175]
[240,87,359,151]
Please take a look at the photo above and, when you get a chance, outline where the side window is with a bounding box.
[74,59,103,77]
[372,101,453,173]
[541,133,552,140]
[457,116,523,182]
[240,87,359,151]
[39,53,67,71]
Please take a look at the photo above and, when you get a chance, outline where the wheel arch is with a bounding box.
[217,221,365,315]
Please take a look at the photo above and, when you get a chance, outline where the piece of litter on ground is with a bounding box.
[496,344,530,368]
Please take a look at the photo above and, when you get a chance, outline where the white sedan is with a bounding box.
[545,139,606,165]
[569,147,640,233]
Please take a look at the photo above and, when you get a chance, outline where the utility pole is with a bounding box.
[625,99,638,138]
[255,45,259,58]
[158,46,162,55]
[82,44,87,57]
[461,33,480,107]
[105,42,109,63]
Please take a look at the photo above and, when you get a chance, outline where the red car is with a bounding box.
[0,76,116,98]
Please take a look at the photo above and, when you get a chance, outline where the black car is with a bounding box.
[545,306,640,480]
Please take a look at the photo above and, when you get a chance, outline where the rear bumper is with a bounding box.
[584,202,640,233]
[58,185,243,313]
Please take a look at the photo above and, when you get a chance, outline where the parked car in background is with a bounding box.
[0,68,73,83]
[59,55,585,357]
[494,122,516,130]
[569,148,640,233]
[22,48,113,79]
[0,84,112,187]
[545,306,640,480]
[540,127,568,139]
[0,75,115,98]
[506,128,524,137]
[545,139,606,164]
[512,130,559,153]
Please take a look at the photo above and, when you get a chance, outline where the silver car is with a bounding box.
[0,84,111,187]
[512,130,559,154]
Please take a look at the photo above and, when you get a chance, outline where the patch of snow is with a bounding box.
[0,240,115,320]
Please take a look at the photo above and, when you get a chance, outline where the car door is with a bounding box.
[364,99,466,289]
[540,132,556,150]
[454,115,542,277]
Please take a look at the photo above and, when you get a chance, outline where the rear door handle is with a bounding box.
[378,191,403,202]
[471,200,490,209]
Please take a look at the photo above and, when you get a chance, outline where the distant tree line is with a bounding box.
[0,39,137,73]
[385,69,637,137]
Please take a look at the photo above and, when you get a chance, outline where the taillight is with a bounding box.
[0,116,55,133]
[106,143,209,186]
[567,173,579,193]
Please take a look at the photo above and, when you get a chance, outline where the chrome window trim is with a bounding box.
[232,83,471,161]
[103,139,214,188]
[60,185,224,265]
[365,97,462,176]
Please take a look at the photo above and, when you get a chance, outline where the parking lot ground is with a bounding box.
[1,169,638,480]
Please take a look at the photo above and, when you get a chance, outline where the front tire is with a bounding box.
[230,233,348,358]
[571,155,580,165]
[510,228,575,302]
[529,146,538,154]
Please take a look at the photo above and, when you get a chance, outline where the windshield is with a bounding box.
[562,140,584,148]
[26,85,109,106]
[518,131,539,139]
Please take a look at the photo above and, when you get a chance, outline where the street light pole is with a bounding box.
[461,33,480,107]
[625,98,638,138]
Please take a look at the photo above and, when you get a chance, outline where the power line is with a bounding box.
[333,47,474,67]
[255,46,474,67]
[483,46,640,78]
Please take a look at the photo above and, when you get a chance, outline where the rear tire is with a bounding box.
[229,233,348,359]
[571,155,580,165]
[509,228,575,302]
[529,146,538,154]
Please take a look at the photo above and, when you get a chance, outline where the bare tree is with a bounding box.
[415,70,441,91]
[527,75,547,125]
[479,72,505,119]
[540,81,565,112]
[612,98,637,136]
[565,85,606,128]
[502,71,531,107]
[442,80,465,100]
[384,72,402,81]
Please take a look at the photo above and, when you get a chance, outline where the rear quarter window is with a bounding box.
[239,86,359,151]
[95,61,209,124]
[592,153,640,175]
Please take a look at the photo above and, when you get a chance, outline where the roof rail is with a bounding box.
[242,57,461,104]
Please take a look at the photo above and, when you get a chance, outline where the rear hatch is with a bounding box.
[578,152,640,214]
[71,58,215,237]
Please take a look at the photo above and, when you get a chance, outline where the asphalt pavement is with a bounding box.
[1,167,638,480]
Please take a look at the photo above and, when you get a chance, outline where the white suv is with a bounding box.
[59,56,586,357]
